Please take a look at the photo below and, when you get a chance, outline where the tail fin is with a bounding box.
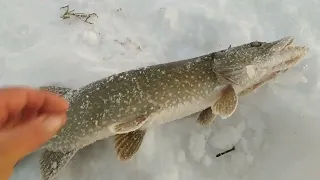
[39,149,78,180]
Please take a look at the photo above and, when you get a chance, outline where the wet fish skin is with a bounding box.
[42,56,223,152]
[38,53,223,180]
[37,36,308,180]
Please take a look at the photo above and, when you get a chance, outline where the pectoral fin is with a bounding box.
[196,107,217,126]
[109,115,148,134]
[114,129,146,161]
[39,149,78,180]
[211,84,238,119]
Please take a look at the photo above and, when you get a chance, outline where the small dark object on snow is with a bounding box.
[60,5,98,24]
[216,146,235,157]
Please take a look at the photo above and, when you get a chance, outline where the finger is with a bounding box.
[0,87,69,126]
[1,113,22,129]
[0,88,43,128]
[38,90,69,113]
[0,87,69,113]
[0,114,67,163]
[0,88,27,126]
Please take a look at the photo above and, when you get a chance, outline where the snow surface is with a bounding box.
[2,0,320,180]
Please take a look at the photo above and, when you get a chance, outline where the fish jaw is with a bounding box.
[256,36,309,73]
[246,37,308,90]
[211,36,309,92]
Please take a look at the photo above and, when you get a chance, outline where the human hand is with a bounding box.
[0,87,69,180]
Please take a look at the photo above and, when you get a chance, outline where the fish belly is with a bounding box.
[142,90,223,129]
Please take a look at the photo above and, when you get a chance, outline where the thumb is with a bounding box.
[0,114,66,164]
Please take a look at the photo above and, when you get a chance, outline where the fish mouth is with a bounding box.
[263,36,309,76]
[271,36,306,51]
[273,36,309,67]
[282,36,295,49]
[272,36,306,51]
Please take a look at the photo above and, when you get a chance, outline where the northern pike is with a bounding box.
[37,36,308,180]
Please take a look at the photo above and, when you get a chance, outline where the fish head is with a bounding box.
[212,36,309,91]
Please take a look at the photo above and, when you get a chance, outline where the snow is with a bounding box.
[2,0,320,180]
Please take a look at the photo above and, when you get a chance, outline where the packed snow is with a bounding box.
[1,0,319,180]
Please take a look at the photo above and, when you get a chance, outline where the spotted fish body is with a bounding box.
[38,36,309,180]
[43,56,223,151]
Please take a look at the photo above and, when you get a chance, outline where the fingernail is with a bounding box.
[42,116,64,132]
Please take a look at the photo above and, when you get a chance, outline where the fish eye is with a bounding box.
[250,41,263,47]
